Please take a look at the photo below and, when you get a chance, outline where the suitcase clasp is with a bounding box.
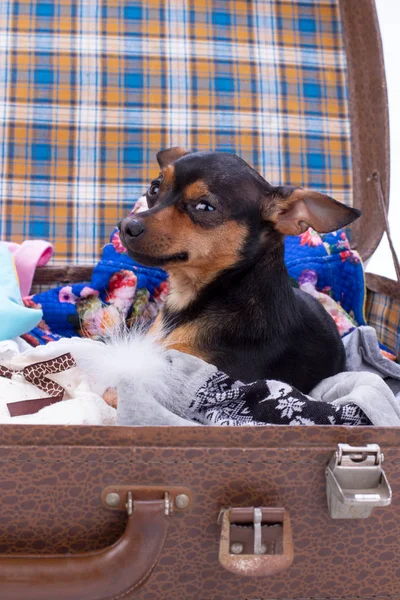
[218,507,294,577]
[326,443,392,519]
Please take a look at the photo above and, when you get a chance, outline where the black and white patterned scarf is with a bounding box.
[190,372,371,426]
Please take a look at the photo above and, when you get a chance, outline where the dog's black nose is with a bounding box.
[122,219,144,239]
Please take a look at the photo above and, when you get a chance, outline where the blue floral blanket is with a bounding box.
[24,225,368,348]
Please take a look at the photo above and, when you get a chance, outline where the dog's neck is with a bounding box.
[165,254,242,313]
[166,268,204,313]
[163,244,298,332]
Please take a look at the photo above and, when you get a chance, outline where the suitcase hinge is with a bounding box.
[326,443,392,519]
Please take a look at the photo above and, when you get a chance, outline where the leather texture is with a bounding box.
[0,425,399,600]
[0,500,168,600]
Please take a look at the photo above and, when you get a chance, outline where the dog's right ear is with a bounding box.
[156,146,190,168]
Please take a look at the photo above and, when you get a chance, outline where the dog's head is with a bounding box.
[120,147,360,275]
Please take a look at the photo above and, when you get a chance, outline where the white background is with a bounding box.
[365,0,400,279]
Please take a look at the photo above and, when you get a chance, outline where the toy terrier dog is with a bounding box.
[119,147,360,393]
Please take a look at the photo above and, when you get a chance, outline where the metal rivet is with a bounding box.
[105,492,120,508]
[230,543,244,555]
[174,494,190,510]
[126,491,133,516]
[164,492,171,516]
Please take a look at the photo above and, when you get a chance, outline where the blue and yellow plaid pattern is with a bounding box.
[0,0,352,264]
[366,289,400,359]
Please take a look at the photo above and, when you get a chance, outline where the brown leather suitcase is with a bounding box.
[1,1,400,599]
[1,427,399,600]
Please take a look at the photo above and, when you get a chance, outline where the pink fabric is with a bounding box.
[4,240,53,297]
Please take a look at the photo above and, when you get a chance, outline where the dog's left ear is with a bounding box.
[266,188,361,235]
[156,146,190,168]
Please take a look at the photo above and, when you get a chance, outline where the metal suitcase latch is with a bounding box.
[218,507,294,577]
[326,443,392,519]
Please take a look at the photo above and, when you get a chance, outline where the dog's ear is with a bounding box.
[266,187,361,235]
[156,146,190,168]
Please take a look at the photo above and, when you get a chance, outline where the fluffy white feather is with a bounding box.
[67,329,176,403]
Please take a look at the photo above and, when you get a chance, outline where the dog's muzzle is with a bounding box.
[119,217,145,241]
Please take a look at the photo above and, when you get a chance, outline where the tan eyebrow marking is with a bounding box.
[184,180,209,200]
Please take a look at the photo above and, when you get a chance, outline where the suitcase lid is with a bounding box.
[0,0,390,264]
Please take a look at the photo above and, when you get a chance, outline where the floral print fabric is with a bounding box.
[26,228,168,343]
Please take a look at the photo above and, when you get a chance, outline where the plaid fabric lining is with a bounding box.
[366,289,400,359]
[0,0,352,263]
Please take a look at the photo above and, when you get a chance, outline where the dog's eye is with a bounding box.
[195,201,215,212]
[148,182,160,196]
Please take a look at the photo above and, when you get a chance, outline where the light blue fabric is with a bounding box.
[0,243,42,341]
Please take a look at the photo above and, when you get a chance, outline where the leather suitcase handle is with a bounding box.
[219,507,294,577]
[0,499,168,600]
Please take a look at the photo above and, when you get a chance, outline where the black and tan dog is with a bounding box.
[119,147,360,393]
